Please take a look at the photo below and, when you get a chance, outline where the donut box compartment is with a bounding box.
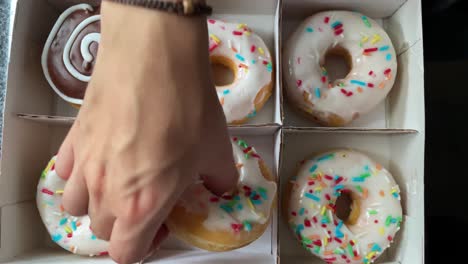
[280,0,424,131]
[14,0,284,129]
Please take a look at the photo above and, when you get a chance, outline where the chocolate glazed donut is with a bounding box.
[42,4,101,105]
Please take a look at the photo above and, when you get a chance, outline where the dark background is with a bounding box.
[424,0,468,262]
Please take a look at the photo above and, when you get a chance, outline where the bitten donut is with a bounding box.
[36,157,108,256]
[166,137,277,251]
[285,150,402,264]
[208,19,274,124]
[37,138,276,255]
[42,4,100,106]
[283,11,397,126]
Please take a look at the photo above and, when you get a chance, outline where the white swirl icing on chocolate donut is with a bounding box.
[63,15,101,82]
[42,4,100,105]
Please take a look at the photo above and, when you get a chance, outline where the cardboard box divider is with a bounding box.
[0,0,424,263]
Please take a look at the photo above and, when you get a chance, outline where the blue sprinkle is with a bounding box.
[252,59,256,64]
[91,234,97,240]
[315,87,321,98]
[335,221,344,238]
[266,63,273,72]
[317,154,334,162]
[379,45,390,51]
[59,218,67,226]
[295,224,304,234]
[371,243,382,252]
[252,198,262,205]
[331,21,342,28]
[220,204,233,213]
[258,188,268,200]
[71,221,77,231]
[247,109,257,118]
[309,164,318,173]
[52,234,62,242]
[237,204,243,210]
[350,80,367,86]
[304,193,321,202]
[223,89,230,95]
[234,195,241,201]
[333,184,344,193]
[364,165,370,171]
[386,53,392,61]
[391,218,397,223]
[336,220,344,230]
[352,177,365,182]
[306,27,314,32]
[235,53,245,62]
[392,192,399,198]
[299,207,305,216]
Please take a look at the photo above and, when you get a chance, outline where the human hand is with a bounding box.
[55,2,238,263]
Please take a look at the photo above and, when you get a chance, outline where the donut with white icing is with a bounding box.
[37,138,276,255]
[285,149,402,264]
[166,137,277,251]
[36,157,108,256]
[283,11,397,126]
[42,4,100,106]
[208,19,274,124]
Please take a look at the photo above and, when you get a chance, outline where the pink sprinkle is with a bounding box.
[384,68,392,75]
[341,89,353,97]
[231,223,242,232]
[325,257,337,262]
[334,237,342,243]
[250,45,256,52]
[99,252,108,256]
[243,185,252,191]
[296,80,302,87]
[350,240,355,246]
[334,219,339,226]
[335,177,343,184]
[209,43,218,52]
[335,29,344,35]
[324,175,333,180]
[208,19,216,24]
[233,31,243,36]
[304,218,311,227]
[387,235,393,241]
[51,164,55,171]
[308,181,315,186]
[369,71,374,76]
[334,24,343,30]
[313,240,322,246]
[263,60,269,65]
[321,76,327,83]
[321,224,327,228]
[233,137,238,141]
[41,188,54,195]
[291,211,297,216]
[364,47,378,53]
[209,197,219,203]
[325,194,331,200]
[367,83,375,88]
[313,216,318,223]
[324,17,330,24]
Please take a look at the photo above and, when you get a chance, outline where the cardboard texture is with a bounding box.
[1,0,424,263]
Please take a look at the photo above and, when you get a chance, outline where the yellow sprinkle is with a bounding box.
[324,237,328,247]
[379,227,385,235]
[244,31,251,36]
[367,251,377,259]
[361,36,369,43]
[64,226,72,234]
[315,186,323,192]
[55,190,64,194]
[321,206,327,215]
[209,34,221,44]
[237,23,247,29]
[247,198,255,211]
[258,47,264,55]
[371,34,382,44]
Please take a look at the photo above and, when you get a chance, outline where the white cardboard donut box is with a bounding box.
[0,0,424,263]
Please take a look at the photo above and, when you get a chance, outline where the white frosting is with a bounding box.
[178,138,277,232]
[208,19,273,123]
[63,15,101,82]
[283,11,397,125]
[42,4,99,105]
[36,157,108,256]
[287,150,402,264]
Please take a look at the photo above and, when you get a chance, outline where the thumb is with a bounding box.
[199,89,238,196]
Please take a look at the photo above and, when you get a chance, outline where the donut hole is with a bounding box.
[210,55,236,87]
[322,47,352,86]
[335,191,360,226]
